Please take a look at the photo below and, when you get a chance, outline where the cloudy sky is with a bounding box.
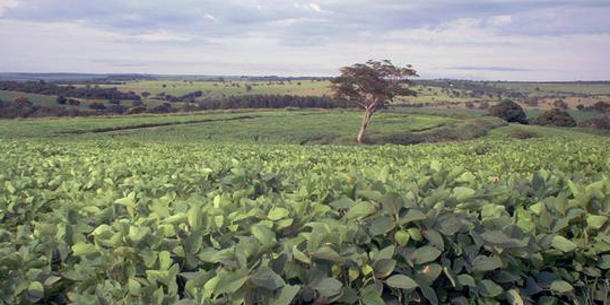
[0,0,609,80]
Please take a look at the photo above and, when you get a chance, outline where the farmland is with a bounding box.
[2,79,609,124]
[1,107,610,305]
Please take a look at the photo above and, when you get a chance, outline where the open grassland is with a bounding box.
[491,82,610,95]
[84,80,333,98]
[0,90,59,106]
[0,90,135,109]
[0,109,509,145]
[1,109,609,304]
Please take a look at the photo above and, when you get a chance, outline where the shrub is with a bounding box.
[532,108,576,127]
[477,102,489,110]
[132,100,144,107]
[57,96,67,105]
[588,101,610,113]
[108,104,127,114]
[576,104,585,111]
[488,100,527,123]
[578,116,610,130]
[89,102,106,111]
[553,99,569,110]
[108,98,121,105]
[126,106,147,115]
[68,99,81,106]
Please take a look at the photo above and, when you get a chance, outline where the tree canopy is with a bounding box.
[330,59,418,143]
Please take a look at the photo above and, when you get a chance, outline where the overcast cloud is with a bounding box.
[0,0,609,80]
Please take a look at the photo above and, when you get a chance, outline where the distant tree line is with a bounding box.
[190,94,353,110]
[161,91,203,103]
[0,94,354,118]
[0,81,141,100]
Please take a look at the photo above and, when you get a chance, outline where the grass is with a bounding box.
[491,82,610,95]
[3,108,606,147]
[1,109,511,145]
[76,80,333,98]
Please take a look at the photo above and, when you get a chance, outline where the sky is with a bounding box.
[0,0,609,80]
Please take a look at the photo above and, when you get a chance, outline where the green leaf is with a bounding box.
[251,267,285,291]
[273,285,300,305]
[394,230,410,246]
[252,224,277,248]
[386,274,418,290]
[187,206,202,231]
[472,255,503,272]
[159,251,172,270]
[267,207,290,221]
[458,274,476,287]
[478,279,504,297]
[400,209,427,224]
[507,289,524,305]
[28,281,44,301]
[369,216,395,236]
[292,246,310,264]
[360,286,385,305]
[128,278,141,295]
[346,202,377,220]
[5,181,16,194]
[314,278,342,297]
[453,187,476,201]
[420,286,439,305]
[382,192,404,215]
[551,236,577,253]
[44,276,61,286]
[312,247,342,263]
[409,246,441,265]
[549,280,574,294]
[375,245,395,261]
[215,268,249,295]
[72,242,97,256]
[587,215,608,230]
[598,255,610,269]
[373,259,396,279]
[329,197,355,210]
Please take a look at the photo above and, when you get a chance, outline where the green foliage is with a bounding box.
[0,132,609,304]
[489,100,528,124]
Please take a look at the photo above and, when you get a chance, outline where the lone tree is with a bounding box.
[330,59,418,144]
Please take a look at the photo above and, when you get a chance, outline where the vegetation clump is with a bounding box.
[578,115,610,130]
[488,100,527,123]
[532,108,577,127]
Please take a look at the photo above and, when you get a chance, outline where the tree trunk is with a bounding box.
[356,108,373,144]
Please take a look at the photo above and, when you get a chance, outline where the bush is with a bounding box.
[108,104,127,114]
[132,100,144,107]
[578,116,610,130]
[89,102,106,111]
[532,108,576,127]
[586,101,610,113]
[126,106,147,115]
[477,102,489,109]
[108,98,121,105]
[553,99,569,110]
[68,99,81,106]
[488,100,527,123]
[57,96,67,105]
[576,104,585,111]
